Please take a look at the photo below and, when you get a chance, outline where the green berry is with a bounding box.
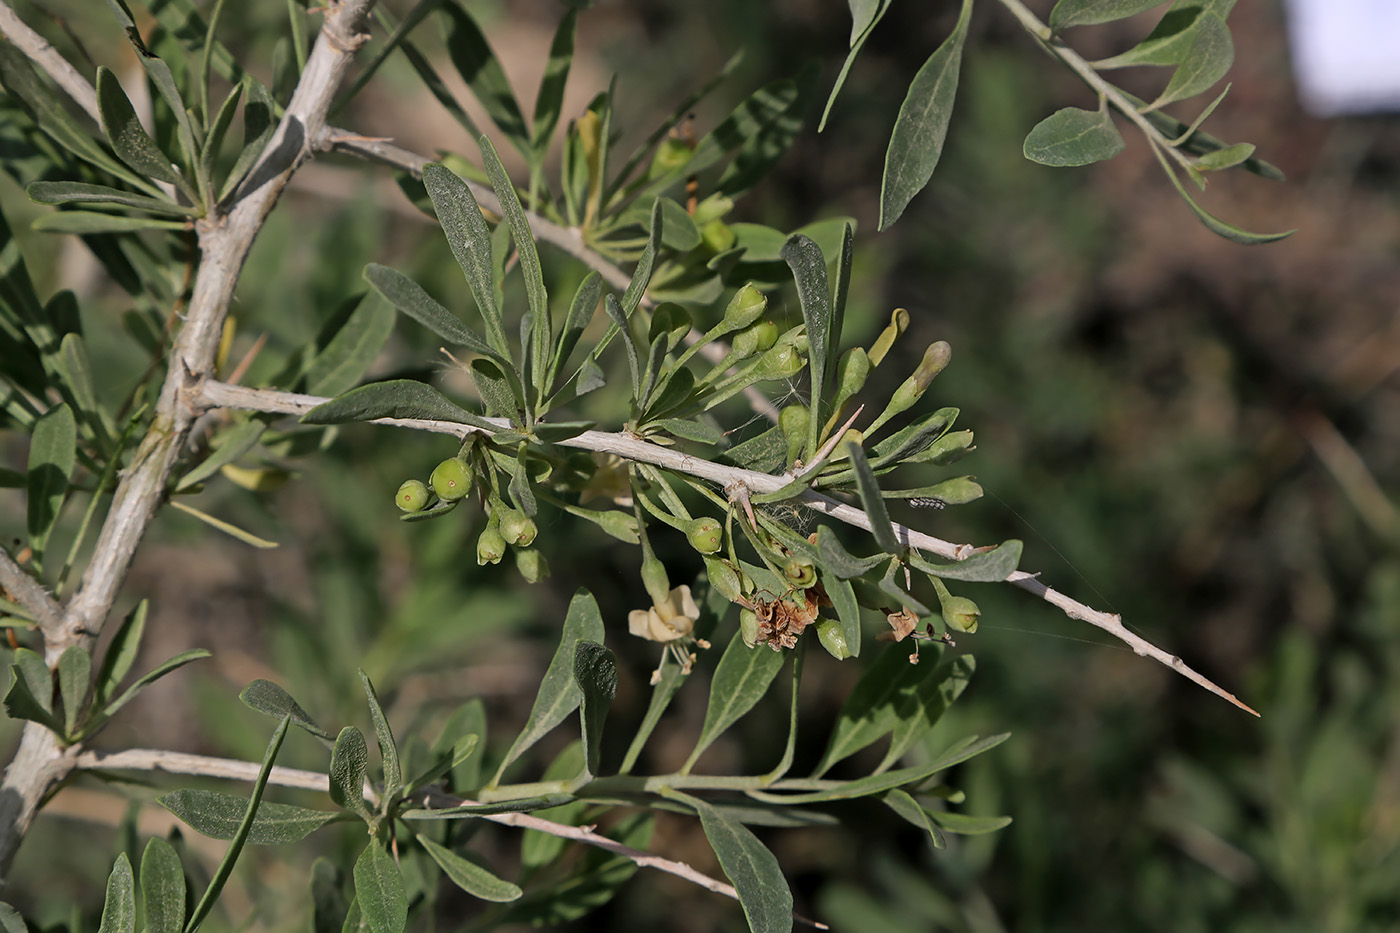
[701,219,735,253]
[686,517,723,554]
[815,620,852,660]
[498,508,537,547]
[739,608,759,648]
[430,457,473,502]
[477,527,507,565]
[722,283,767,332]
[731,320,779,359]
[704,557,744,602]
[395,479,430,513]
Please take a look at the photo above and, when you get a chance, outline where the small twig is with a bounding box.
[72,748,827,930]
[196,379,1257,715]
[0,547,63,636]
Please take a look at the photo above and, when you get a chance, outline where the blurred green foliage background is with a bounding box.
[3,0,1398,930]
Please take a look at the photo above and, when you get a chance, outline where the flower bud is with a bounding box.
[513,547,549,583]
[477,527,507,565]
[704,557,744,602]
[890,342,951,412]
[783,559,816,589]
[497,508,537,547]
[867,308,910,367]
[941,594,981,633]
[739,608,759,648]
[815,620,853,660]
[831,347,871,411]
[753,334,809,380]
[686,517,723,554]
[722,283,767,332]
[648,136,693,178]
[430,457,474,502]
[701,219,735,253]
[641,552,671,607]
[780,403,810,467]
[692,193,734,226]
[730,320,779,360]
[395,479,430,513]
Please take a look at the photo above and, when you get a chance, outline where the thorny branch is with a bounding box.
[197,380,1259,716]
[73,748,828,930]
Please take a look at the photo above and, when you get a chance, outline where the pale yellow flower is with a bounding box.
[628,585,699,643]
[580,453,632,506]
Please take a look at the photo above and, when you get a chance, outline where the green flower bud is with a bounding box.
[514,547,549,583]
[831,347,871,411]
[867,341,952,437]
[739,608,759,648]
[704,557,744,602]
[430,457,474,502]
[648,136,694,178]
[730,320,779,360]
[722,283,767,332]
[815,620,853,660]
[867,308,910,367]
[641,552,671,607]
[686,517,724,554]
[941,594,981,633]
[780,403,810,467]
[477,527,507,565]
[497,508,537,547]
[700,219,735,253]
[753,334,809,380]
[395,479,430,513]
[692,193,734,226]
[783,559,816,589]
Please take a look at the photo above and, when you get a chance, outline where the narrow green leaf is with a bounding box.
[1151,143,1293,244]
[359,671,402,799]
[184,717,290,933]
[470,358,523,422]
[175,418,266,491]
[655,417,721,445]
[103,0,200,180]
[330,727,372,820]
[421,164,508,356]
[96,67,189,194]
[168,500,279,549]
[812,644,928,776]
[573,641,617,778]
[57,645,90,736]
[161,789,339,844]
[927,810,1014,835]
[819,0,894,131]
[302,379,499,433]
[848,443,900,554]
[1049,0,1170,30]
[4,653,63,734]
[1091,4,1207,68]
[201,80,243,201]
[97,853,135,933]
[881,788,946,849]
[531,9,577,161]
[1194,141,1255,171]
[879,0,972,229]
[139,837,186,933]
[603,294,641,398]
[27,182,198,217]
[353,842,407,933]
[419,836,523,902]
[27,402,76,561]
[220,76,275,201]
[306,294,395,398]
[96,649,211,723]
[691,798,793,933]
[764,641,805,782]
[54,333,113,451]
[781,234,831,459]
[683,629,786,773]
[1023,105,1126,167]
[0,904,26,933]
[480,136,549,399]
[440,5,530,160]
[362,264,502,363]
[619,652,687,774]
[815,526,885,579]
[548,272,600,396]
[825,572,862,658]
[910,540,1023,582]
[31,212,188,235]
[1148,13,1233,109]
[239,678,336,745]
[493,589,605,781]
[94,600,147,707]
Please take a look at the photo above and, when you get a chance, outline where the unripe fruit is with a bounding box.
[941,594,981,633]
[686,517,724,554]
[780,403,810,466]
[831,347,871,409]
[477,527,507,565]
[722,283,767,331]
[648,136,693,178]
[731,320,779,359]
[430,457,473,502]
[783,559,816,589]
[497,508,537,547]
[700,219,735,253]
[739,608,759,648]
[641,552,671,606]
[395,479,430,513]
[754,335,809,380]
[704,557,744,602]
[816,620,853,660]
[514,547,549,583]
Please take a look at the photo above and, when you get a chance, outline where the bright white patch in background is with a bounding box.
[1285,0,1400,116]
